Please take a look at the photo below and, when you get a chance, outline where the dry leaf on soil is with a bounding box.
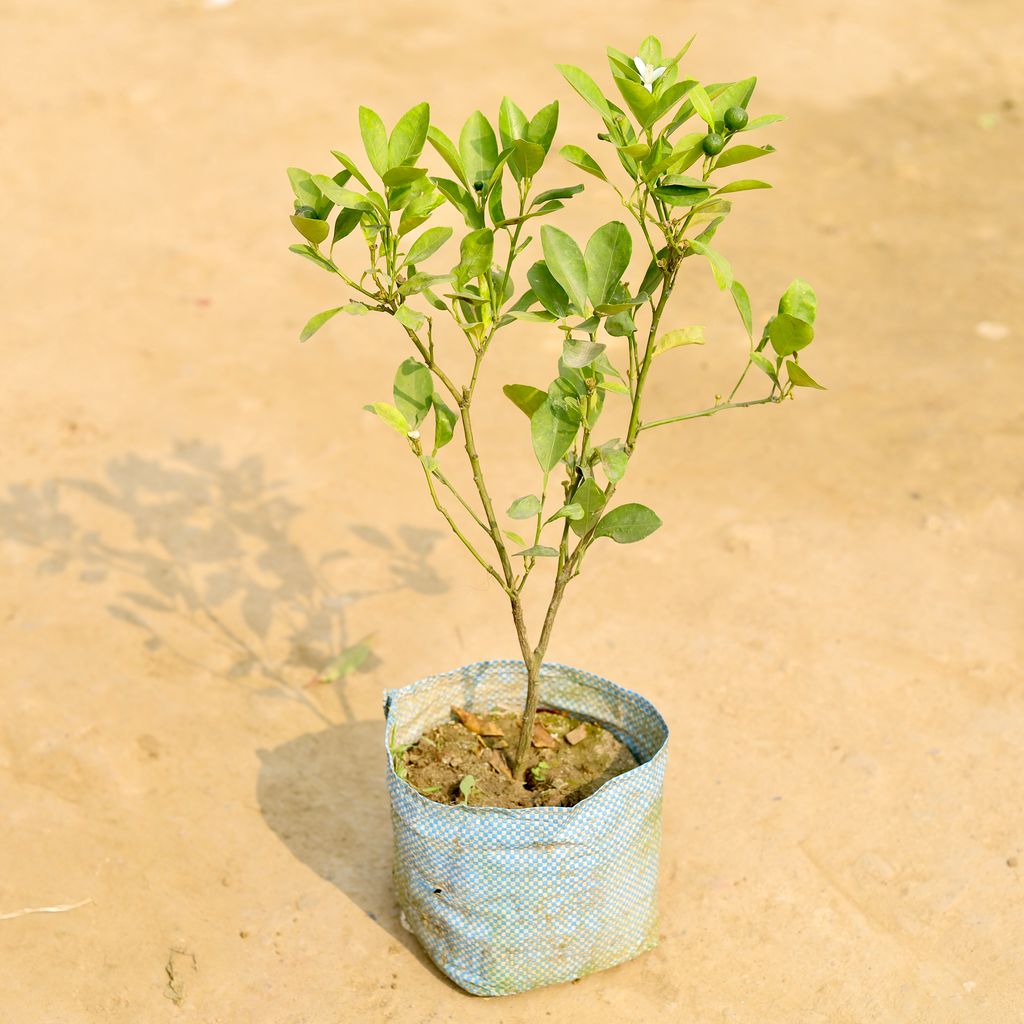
[451,705,504,737]
[531,720,558,749]
[484,747,513,779]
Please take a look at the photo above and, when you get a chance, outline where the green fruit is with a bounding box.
[702,132,725,157]
[723,106,749,132]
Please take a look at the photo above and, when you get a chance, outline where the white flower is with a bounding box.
[407,429,421,440]
[633,56,666,93]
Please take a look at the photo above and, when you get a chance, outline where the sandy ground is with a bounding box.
[2,0,1022,1020]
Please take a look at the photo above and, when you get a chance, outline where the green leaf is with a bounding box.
[531,400,578,471]
[364,402,409,435]
[488,175,506,226]
[388,101,430,168]
[654,132,703,175]
[688,239,732,289]
[460,110,499,188]
[330,150,372,191]
[287,167,321,208]
[653,325,705,355]
[786,360,826,390]
[512,138,546,178]
[556,64,611,118]
[398,188,445,234]
[651,79,698,123]
[288,243,336,274]
[527,261,571,318]
[507,495,542,519]
[431,395,458,450]
[604,307,637,338]
[653,184,710,208]
[562,338,606,369]
[359,106,389,178]
[750,350,778,383]
[768,313,814,357]
[560,144,607,181]
[778,278,817,325]
[298,305,365,342]
[711,77,757,121]
[457,228,494,279]
[614,76,656,125]
[715,143,775,169]
[546,502,584,524]
[689,84,715,126]
[716,179,772,194]
[638,34,662,64]
[290,215,329,244]
[664,173,711,189]
[598,377,629,396]
[593,503,662,544]
[504,530,527,547]
[432,177,482,228]
[584,221,632,308]
[526,100,559,153]
[541,225,588,314]
[332,206,363,244]
[503,384,547,418]
[533,184,584,204]
[426,126,469,188]
[741,114,786,132]
[509,309,558,324]
[393,358,434,428]
[596,439,629,483]
[619,140,651,160]
[381,166,427,187]
[514,545,558,559]
[731,280,753,340]
[403,225,453,266]
[665,82,736,135]
[459,775,477,801]
[569,477,607,536]
[400,272,451,297]
[312,176,376,213]
[498,96,529,149]
[394,304,426,331]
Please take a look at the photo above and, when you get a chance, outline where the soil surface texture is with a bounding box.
[400,709,639,807]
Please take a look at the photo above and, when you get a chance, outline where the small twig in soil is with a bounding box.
[0,897,93,921]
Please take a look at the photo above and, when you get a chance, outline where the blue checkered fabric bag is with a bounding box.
[384,660,669,996]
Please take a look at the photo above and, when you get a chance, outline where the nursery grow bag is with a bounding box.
[383,659,669,996]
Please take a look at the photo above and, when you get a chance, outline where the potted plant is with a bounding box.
[287,33,822,996]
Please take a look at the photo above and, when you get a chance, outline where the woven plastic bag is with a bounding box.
[383,659,669,996]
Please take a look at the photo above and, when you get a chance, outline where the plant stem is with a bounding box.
[419,460,507,590]
[640,395,778,432]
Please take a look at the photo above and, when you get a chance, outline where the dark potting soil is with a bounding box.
[396,707,639,808]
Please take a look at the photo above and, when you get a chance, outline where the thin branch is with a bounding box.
[640,395,779,432]
[419,462,508,593]
[0,898,93,921]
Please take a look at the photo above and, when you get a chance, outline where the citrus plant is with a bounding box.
[288,34,822,779]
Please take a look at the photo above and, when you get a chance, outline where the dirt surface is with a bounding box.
[2,0,1023,1020]
[400,710,638,807]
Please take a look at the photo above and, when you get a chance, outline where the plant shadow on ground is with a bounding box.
[256,721,455,970]
[1,440,454,969]
[0,439,446,721]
